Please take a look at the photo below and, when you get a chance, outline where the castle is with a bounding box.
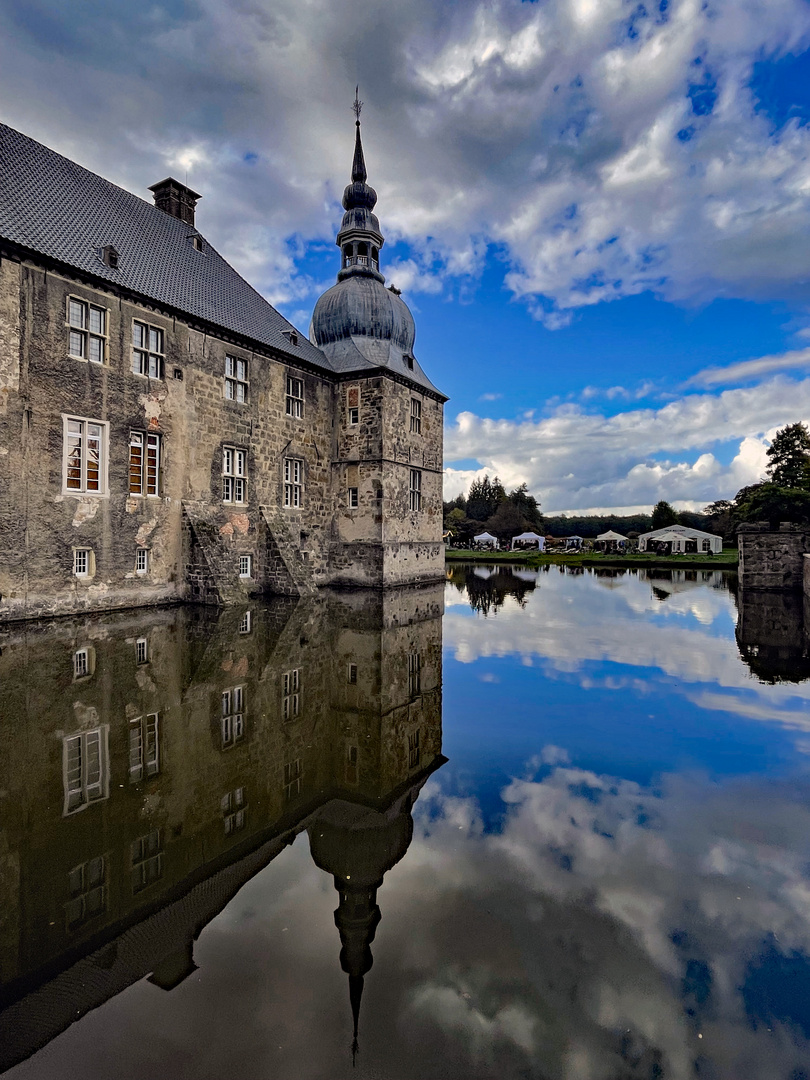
[0,111,446,621]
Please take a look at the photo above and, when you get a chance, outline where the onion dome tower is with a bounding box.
[310,91,441,395]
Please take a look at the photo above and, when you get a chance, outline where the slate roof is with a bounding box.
[0,122,331,373]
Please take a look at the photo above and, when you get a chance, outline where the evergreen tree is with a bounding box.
[765,422,810,489]
[651,500,679,530]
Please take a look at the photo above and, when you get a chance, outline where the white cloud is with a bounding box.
[688,348,810,388]
[1,0,809,323]
[443,376,808,511]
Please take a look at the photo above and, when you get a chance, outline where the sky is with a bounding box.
[1,0,810,514]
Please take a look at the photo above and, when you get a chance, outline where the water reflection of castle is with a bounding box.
[0,586,444,1072]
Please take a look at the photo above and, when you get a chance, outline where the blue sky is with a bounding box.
[1,0,810,513]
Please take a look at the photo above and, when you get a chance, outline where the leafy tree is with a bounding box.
[508,482,543,529]
[467,475,507,521]
[733,484,810,526]
[651,500,680,530]
[485,501,532,545]
[703,499,735,541]
[765,422,810,490]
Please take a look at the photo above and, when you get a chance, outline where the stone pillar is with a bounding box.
[737,522,810,591]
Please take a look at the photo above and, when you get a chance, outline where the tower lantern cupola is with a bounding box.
[337,89,385,284]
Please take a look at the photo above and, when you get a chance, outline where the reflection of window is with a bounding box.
[63,727,109,814]
[345,745,358,785]
[67,298,106,363]
[284,760,301,800]
[286,376,304,418]
[223,446,247,504]
[129,713,159,781]
[283,458,302,508]
[66,857,106,929]
[129,432,160,496]
[225,355,248,402]
[410,398,422,434]
[221,687,245,748]
[222,788,246,834]
[347,663,357,684]
[282,669,300,720]
[409,469,421,512]
[64,416,107,494]
[131,830,163,893]
[73,646,95,680]
[239,611,252,634]
[408,730,421,769]
[408,652,421,696]
[132,320,164,378]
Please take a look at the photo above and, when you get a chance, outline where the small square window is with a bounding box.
[348,406,359,425]
[239,554,253,578]
[348,487,359,509]
[135,548,148,574]
[136,638,148,665]
[73,548,92,577]
[286,376,304,418]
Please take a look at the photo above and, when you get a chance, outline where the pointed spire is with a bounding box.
[351,86,367,184]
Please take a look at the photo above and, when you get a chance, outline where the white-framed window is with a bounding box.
[67,298,107,363]
[348,487,359,509]
[73,646,95,680]
[223,446,247,504]
[239,554,253,579]
[132,320,165,378]
[348,406,359,425]
[286,375,304,418]
[136,637,148,665]
[347,663,358,684]
[408,729,421,769]
[63,727,109,815]
[222,787,246,834]
[63,416,108,495]
[408,651,421,696]
[129,713,159,781]
[221,687,245,748]
[135,548,149,574]
[283,457,302,508]
[347,386,360,425]
[282,668,300,721]
[284,759,302,801]
[73,548,93,578]
[131,830,163,893]
[66,857,106,929]
[239,611,252,634]
[410,398,422,434]
[409,469,422,512]
[129,432,161,496]
[225,355,249,402]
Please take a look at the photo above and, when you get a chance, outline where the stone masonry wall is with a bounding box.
[738,523,810,591]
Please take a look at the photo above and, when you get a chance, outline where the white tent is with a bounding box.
[511,531,545,551]
[638,523,722,554]
[473,531,499,549]
[596,530,628,542]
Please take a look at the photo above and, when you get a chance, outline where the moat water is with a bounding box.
[2,565,810,1079]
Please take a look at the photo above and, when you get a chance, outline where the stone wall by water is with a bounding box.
[738,522,810,591]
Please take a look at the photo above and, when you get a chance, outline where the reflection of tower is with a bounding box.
[307,786,423,1063]
[736,588,810,683]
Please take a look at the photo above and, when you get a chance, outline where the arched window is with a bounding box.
[371,246,379,268]
[343,244,352,267]
[357,242,368,257]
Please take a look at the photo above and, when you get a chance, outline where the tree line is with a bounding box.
[444,422,810,544]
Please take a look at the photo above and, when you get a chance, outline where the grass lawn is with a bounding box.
[445,548,738,571]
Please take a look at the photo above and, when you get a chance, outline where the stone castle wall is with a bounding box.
[738,522,810,591]
[0,255,445,620]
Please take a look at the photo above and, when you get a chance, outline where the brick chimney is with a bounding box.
[148,177,201,227]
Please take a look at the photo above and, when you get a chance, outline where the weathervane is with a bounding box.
[352,85,363,123]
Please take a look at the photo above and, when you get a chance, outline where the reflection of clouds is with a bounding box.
[444,572,810,729]
[404,758,810,1079]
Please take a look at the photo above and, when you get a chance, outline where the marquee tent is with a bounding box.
[595,529,628,552]
[638,524,722,554]
[473,531,499,549]
[511,531,545,551]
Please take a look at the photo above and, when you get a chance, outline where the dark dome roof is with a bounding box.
[311,275,415,354]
